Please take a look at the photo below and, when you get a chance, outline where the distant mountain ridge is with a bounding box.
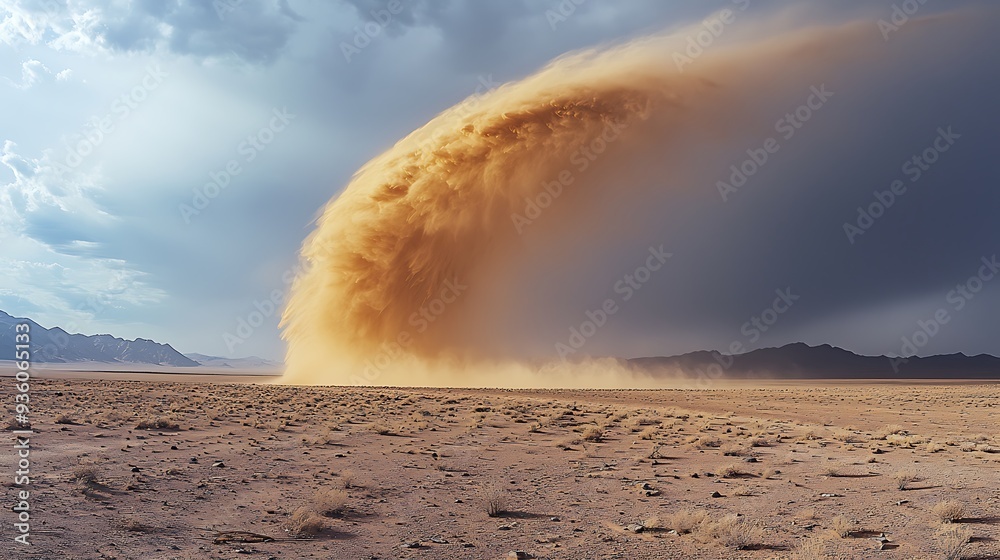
[183,353,279,369]
[0,310,197,367]
[628,342,1000,379]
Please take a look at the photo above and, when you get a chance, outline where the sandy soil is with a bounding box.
[3,372,999,559]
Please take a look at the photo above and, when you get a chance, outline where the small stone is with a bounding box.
[710,491,723,498]
[508,552,533,559]
[212,461,225,468]
[626,524,644,533]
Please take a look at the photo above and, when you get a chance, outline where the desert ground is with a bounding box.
[3,370,1000,560]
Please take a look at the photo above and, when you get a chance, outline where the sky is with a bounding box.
[1,0,998,363]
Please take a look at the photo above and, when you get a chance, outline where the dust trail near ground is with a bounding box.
[280,8,982,386]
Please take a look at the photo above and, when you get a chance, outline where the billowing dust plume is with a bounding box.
[281,9,977,387]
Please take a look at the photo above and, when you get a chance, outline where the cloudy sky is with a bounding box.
[1,0,998,363]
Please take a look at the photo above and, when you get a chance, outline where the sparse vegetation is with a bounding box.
[581,425,604,442]
[696,514,763,550]
[286,506,326,537]
[936,524,973,560]
[830,515,852,538]
[312,488,348,517]
[482,484,509,517]
[893,469,918,490]
[135,417,179,430]
[932,500,965,524]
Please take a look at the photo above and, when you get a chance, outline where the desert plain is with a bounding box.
[3,369,1000,560]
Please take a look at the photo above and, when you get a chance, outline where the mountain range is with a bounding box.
[2,309,998,378]
[627,342,1000,379]
[0,310,275,368]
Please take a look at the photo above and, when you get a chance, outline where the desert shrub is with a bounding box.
[482,484,509,517]
[135,417,179,430]
[70,465,101,487]
[580,425,603,442]
[791,537,829,560]
[932,500,965,524]
[937,525,973,560]
[286,507,325,537]
[719,463,748,478]
[893,470,918,490]
[312,488,348,517]
[830,515,852,538]
[696,515,763,550]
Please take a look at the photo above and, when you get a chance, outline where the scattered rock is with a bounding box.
[710,491,723,498]
[508,552,533,559]
[625,524,644,533]
[212,461,225,468]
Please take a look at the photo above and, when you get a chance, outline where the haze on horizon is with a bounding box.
[1,0,998,375]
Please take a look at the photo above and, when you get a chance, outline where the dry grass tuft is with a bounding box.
[135,417,179,430]
[696,514,763,550]
[312,488,349,517]
[70,465,102,487]
[719,463,749,478]
[932,500,965,524]
[286,506,326,537]
[936,524,973,560]
[830,515,852,538]
[482,484,509,517]
[893,469,918,490]
[580,425,604,442]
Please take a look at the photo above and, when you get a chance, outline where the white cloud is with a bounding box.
[0,139,164,331]
[1,0,302,63]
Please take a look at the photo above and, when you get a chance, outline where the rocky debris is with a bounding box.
[635,482,660,496]
[508,552,533,559]
[625,524,644,533]
[710,491,723,498]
